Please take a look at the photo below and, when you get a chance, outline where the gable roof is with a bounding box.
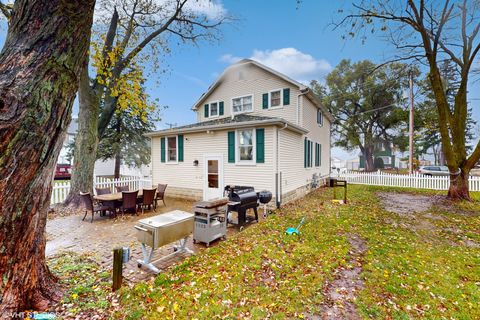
[191,59,334,122]
[145,114,308,137]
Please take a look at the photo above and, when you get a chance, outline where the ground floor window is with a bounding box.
[237,129,254,162]
[167,136,177,162]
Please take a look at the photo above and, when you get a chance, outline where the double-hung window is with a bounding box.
[167,136,177,162]
[209,102,219,117]
[232,95,253,114]
[237,129,255,163]
[270,90,282,108]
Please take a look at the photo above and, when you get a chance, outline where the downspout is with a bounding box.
[276,123,288,208]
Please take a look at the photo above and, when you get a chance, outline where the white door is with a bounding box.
[204,155,224,200]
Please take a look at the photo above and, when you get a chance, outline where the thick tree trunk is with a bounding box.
[364,146,375,172]
[114,116,121,179]
[63,66,99,207]
[447,168,470,201]
[0,0,94,315]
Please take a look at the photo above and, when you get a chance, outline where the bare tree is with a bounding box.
[65,0,230,206]
[0,0,95,313]
[338,0,480,200]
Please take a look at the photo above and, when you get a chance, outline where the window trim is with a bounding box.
[206,100,220,118]
[235,128,256,166]
[166,135,178,164]
[231,94,254,115]
[268,88,283,109]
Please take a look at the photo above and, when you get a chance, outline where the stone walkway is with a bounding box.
[46,197,250,282]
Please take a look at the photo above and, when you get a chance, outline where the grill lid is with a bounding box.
[137,210,194,228]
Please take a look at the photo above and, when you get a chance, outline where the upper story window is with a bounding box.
[232,95,253,114]
[270,90,282,108]
[167,136,177,162]
[316,109,323,126]
[237,129,255,162]
[204,101,224,118]
[209,102,219,117]
[262,88,290,109]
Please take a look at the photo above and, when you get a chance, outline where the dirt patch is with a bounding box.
[312,234,367,320]
[376,192,444,215]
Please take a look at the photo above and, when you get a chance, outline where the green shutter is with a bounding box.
[178,134,184,162]
[262,93,269,109]
[160,137,166,163]
[204,104,209,118]
[308,141,312,168]
[228,131,235,163]
[283,88,290,105]
[256,128,265,163]
[219,101,224,115]
[304,137,307,168]
[319,144,322,166]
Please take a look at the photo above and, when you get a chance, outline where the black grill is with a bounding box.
[224,185,259,227]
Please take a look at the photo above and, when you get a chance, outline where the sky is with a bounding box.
[1,0,479,161]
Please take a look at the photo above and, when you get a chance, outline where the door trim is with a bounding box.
[203,154,224,200]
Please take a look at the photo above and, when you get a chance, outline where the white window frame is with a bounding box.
[231,94,254,115]
[317,109,323,126]
[166,135,178,164]
[268,88,283,109]
[235,128,256,166]
[207,100,220,118]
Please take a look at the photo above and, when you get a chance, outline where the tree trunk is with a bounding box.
[447,168,470,201]
[0,0,94,314]
[114,115,121,179]
[63,65,99,207]
[364,146,375,172]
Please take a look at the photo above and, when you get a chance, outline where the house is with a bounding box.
[147,59,333,206]
[359,139,396,169]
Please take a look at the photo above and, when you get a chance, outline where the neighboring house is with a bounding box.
[58,118,78,164]
[331,157,346,170]
[359,140,396,169]
[346,158,360,170]
[57,118,150,177]
[147,59,333,206]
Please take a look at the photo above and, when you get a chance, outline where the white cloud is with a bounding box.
[184,0,226,20]
[219,54,242,64]
[250,48,332,82]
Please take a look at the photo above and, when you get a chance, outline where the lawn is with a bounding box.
[50,185,480,319]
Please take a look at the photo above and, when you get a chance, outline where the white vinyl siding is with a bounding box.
[196,63,300,124]
[151,127,275,196]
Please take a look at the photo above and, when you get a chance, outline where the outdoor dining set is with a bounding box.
[79,184,168,222]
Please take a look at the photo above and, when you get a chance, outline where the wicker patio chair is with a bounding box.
[116,185,129,193]
[140,188,157,214]
[95,187,116,217]
[80,192,111,223]
[120,190,139,215]
[154,184,168,209]
[95,187,111,195]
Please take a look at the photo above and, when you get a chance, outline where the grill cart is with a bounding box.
[134,210,194,273]
[224,185,259,230]
[193,198,228,247]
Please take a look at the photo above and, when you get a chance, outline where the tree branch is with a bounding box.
[0,1,12,19]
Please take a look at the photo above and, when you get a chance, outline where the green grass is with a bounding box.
[50,186,480,319]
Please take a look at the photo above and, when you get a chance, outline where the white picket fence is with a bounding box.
[331,170,480,191]
[50,176,153,205]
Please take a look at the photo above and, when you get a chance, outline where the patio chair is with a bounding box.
[140,188,157,214]
[116,185,129,193]
[120,190,139,215]
[95,187,111,195]
[95,187,116,217]
[154,184,168,209]
[80,192,112,223]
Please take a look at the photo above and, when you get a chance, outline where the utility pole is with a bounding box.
[408,70,414,174]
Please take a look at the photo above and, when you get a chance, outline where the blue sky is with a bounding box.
[1,1,479,160]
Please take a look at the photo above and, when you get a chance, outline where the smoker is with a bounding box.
[224,185,259,229]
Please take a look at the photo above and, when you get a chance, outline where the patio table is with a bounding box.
[94,190,144,202]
